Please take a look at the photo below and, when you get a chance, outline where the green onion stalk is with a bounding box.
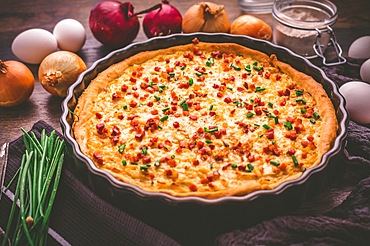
[2,129,65,246]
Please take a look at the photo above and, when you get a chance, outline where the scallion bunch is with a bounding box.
[2,129,65,246]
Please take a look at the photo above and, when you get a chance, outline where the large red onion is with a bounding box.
[142,0,182,38]
[89,1,140,47]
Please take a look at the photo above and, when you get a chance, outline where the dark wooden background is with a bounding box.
[1,1,370,241]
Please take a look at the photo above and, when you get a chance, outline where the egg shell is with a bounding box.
[360,58,370,83]
[11,28,58,64]
[53,19,86,52]
[339,81,370,124]
[348,36,370,59]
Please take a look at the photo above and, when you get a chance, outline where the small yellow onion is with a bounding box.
[0,60,34,107]
[38,51,87,97]
[182,2,230,33]
[231,15,273,41]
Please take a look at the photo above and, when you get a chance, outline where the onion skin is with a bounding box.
[89,1,140,47]
[182,2,230,33]
[231,15,273,41]
[0,60,34,107]
[38,51,87,97]
[143,0,182,38]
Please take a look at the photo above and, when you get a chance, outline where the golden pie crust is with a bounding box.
[72,40,338,199]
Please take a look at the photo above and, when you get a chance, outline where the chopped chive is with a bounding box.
[209,105,214,110]
[149,81,157,87]
[195,71,202,77]
[253,61,258,66]
[160,115,169,122]
[122,160,127,166]
[204,126,218,133]
[122,105,128,110]
[206,57,214,67]
[171,154,175,159]
[233,100,243,107]
[270,161,280,166]
[141,147,148,155]
[227,87,233,91]
[154,95,161,101]
[231,163,237,169]
[210,163,213,169]
[284,121,293,130]
[253,65,263,71]
[310,119,316,124]
[154,160,161,167]
[245,64,252,74]
[181,66,186,70]
[140,164,151,171]
[313,112,320,120]
[131,162,138,165]
[255,86,266,92]
[263,124,271,130]
[118,144,126,153]
[301,108,307,114]
[246,112,255,118]
[246,163,254,172]
[180,100,189,111]
[268,102,274,108]
[292,155,298,166]
[296,98,306,104]
[296,90,304,96]
[162,107,170,112]
[205,140,212,144]
[230,63,241,71]
[169,72,175,78]
[188,78,194,86]
[158,125,163,130]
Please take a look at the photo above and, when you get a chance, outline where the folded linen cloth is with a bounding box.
[0,121,180,246]
[215,59,370,245]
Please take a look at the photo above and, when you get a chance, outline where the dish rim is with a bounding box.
[60,32,349,205]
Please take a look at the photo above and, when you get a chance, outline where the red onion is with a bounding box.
[89,1,140,47]
[142,0,182,38]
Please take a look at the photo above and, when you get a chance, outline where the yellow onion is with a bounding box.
[38,51,87,97]
[182,2,230,33]
[231,15,273,41]
[0,60,34,107]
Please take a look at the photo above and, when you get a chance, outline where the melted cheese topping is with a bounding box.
[80,44,327,198]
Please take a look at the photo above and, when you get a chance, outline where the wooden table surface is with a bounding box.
[1,0,370,243]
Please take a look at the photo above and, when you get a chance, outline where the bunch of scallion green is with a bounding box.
[2,128,65,246]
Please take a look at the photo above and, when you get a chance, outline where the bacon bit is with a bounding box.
[95,112,103,119]
[121,84,128,92]
[127,115,139,121]
[129,77,137,83]
[217,92,223,98]
[307,135,314,142]
[287,149,296,155]
[273,109,280,115]
[144,118,159,132]
[266,129,274,139]
[211,50,221,58]
[264,72,270,79]
[96,123,107,135]
[189,184,198,192]
[224,97,232,103]
[209,111,216,116]
[189,114,198,120]
[279,163,287,171]
[112,92,120,100]
[140,82,149,89]
[222,163,231,170]
[179,82,189,89]
[192,159,200,166]
[154,66,160,72]
[301,140,309,148]
[276,74,281,81]
[237,87,244,92]
[117,114,124,120]
[165,169,172,177]
[302,152,308,159]
[286,117,295,123]
[135,132,145,141]
[167,159,177,167]
[129,101,137,107]
[285,130,297,141]
[254,107,262,116]
[183,51,194,60]
[151,109,159,115]
[279,98,286,106]
[287,83,296,90]
[142,156,151,164]
[111,125,121,136]
[192,38,199,44]
[110,136,119,145]
[93,152,103,164]
[175,147,182,153]
[197,141,205,149]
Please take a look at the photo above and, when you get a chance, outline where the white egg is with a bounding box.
[348,36,370,59]
[360,58,370,83]
[11,29,58,64]
[53,19,86,52]
[339,81,370,124]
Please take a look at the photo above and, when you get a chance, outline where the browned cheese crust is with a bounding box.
[73,41,338,199]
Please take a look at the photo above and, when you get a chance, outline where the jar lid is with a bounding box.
[272,0,338,30]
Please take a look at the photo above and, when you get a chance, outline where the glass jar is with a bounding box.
[238,0,275,14]
[272,0,346,65]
